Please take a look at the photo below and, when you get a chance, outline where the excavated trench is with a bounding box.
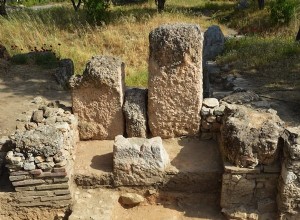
[70,137,225,220]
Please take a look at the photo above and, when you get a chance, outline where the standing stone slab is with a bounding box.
[113,135,170,186]
[71,56,125,140]
[123,88,148,138]
[148,24,203,138]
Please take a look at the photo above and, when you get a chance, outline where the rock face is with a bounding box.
[148,24,203,138]
[203,25,225,61]
[123,88,148,138]
[113,135,170,186]
[54,59,74,89]
[220,104,284,168]
[278,127,300,219]
[71,56,125,140]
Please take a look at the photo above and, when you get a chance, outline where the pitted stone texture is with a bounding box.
[203,25,225,61]
[220,104,284,168]
[71,56,125,140]
[113,135,170,186]
[278,127,300,217]
[12,125,64,157]
[123,88,148,138]
[148,24,203,138]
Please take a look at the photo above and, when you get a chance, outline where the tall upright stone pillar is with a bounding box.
[148,24,203,138]
[71,56,125,140]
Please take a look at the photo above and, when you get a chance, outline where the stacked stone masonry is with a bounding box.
[5,99,79,207]
[278,127,300,219]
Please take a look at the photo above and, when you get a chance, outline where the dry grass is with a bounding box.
[0,1,233,87]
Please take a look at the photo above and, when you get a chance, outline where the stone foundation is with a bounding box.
[5,100,78,207]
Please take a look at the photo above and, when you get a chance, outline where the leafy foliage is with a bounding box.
[270,0,299,24]
[83,0,110,22]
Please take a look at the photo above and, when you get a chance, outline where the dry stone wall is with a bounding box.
[278,127,300,219]
[71,55,125,140]
[148,24,203,138]
[5,99,78,207]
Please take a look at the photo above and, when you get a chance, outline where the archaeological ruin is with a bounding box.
[0,23,299,220]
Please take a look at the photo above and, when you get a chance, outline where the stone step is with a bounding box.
[73,137,223,193]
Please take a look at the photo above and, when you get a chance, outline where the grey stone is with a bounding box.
[220,104,285,168]
[214,105,225,116]
[201,106,210,116]
[23,161,36,171]
[54,59,74,89]
[113,135,170,186]
[203,98,219,108]
[222,91,260,104]
[148,24,203,138]
[123,88,148,138]
[37,162,55,171]
[31,110,44,123]
[120,193,144,205]
[203,25,225,61]
[71,55,125,140]
[12,125,64,157]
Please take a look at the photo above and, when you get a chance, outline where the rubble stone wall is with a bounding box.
[5,100,79,207]
[278,127,300,219]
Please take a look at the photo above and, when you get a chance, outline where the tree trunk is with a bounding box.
[258,0,264,10]
[70,0,82,12]
[0,0,7,16]
[296,27,300,41]
[156,0,165,13]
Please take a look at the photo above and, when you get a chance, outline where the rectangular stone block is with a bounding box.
[40,194,71,202]
[10,171,29,176]
[148,24,203,138]
[53,177,69,183]
[71,56,125,140]
[113,135,170,186]
[35,183,69,191]
[35,172,67,178]
[54,189,70,195]
[9,175,30,182]
[12,179,45,187]
[16,191,54,197]
[15,186,35,192]
[53,167,66,173]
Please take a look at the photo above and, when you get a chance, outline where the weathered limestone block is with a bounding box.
[113,135,170,186]
[221,104,284,168]
[71,56,125,140]
[123,88,148,138]
[148,24,203,138]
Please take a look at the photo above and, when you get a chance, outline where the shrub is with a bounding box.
[270,0,299,24]
[83,0,110,22]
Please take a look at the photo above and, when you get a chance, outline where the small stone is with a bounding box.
[46,157,54,162]
[206,116,216,123]
[25,122,37,130]
[120,193,144,205]
[23,161,36,171]
[32,96,46,105]
[147,189,157,195]
[201,121,211,130]
[32,110,44,123]
[37,162,55,171]
[203,98,219,108]
[55,160,67,167]
[34,156,45,164]
[214,105,225,116]
[200,106,210,116]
